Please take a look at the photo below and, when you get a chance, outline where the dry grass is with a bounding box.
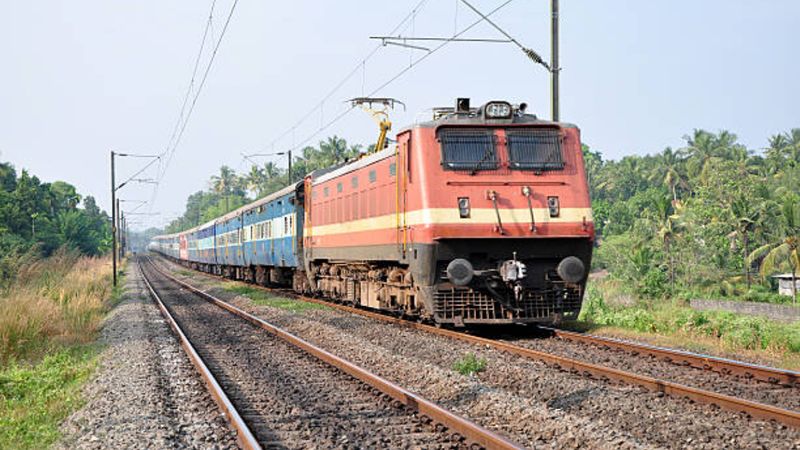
[0,250,115,364]
[0,250,118,449]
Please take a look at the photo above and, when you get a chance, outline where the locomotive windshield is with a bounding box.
[438,128,497,172]
[438,127,564,172]
[506,128,564,171]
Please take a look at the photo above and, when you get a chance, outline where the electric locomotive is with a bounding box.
[302,98,593,325]
[151,98,594,326]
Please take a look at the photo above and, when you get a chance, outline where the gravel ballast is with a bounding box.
[156,256,800,449]
[56,265,238,449]
[141,261,473,449]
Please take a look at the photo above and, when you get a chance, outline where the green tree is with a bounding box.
[748,196,800,302]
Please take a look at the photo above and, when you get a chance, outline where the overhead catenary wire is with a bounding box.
[116,156,160,191]
[147,0,240,217]
[164,0,218,159]
[458,0,550,70]
[281,0,517,157]
[159,0,240,180]
[155,0,515,229]
[261,0,431,153]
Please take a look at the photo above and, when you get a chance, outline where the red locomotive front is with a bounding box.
[303,99,594,325]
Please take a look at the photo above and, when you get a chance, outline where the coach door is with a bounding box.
[395,134,410,260]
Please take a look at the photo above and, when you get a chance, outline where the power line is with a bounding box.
[459,0,550,70]
[164,0,218,158]
[283,0,516,156]
[262,0,431,153]
[160,0,239,178]
[148,0,240,215]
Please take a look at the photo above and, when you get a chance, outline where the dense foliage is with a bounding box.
[0,161,111,285]
[590,129,800,301]
[164,136,361,233]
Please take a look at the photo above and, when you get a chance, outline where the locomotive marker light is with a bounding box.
[557,256,585,284]
[547,196,560,217]
[483,101,513,119]
[457,197,471,218]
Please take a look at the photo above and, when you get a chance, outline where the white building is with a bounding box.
[772,274,800,297]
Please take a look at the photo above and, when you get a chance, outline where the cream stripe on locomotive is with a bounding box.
[308,207,592,237]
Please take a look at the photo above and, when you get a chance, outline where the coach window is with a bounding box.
[369,170,376,183]
[389,163,396,177]
[337,182,343,193]
[284,217,289,234]
[324,186,329,197]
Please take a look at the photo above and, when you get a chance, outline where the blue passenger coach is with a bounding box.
[151,182,304,286]
[242,184,301,269]
[215,210,243,271]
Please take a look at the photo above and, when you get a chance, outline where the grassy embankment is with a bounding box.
[575,278,800,369]
[223,283,329,313]
[0,251,120,449]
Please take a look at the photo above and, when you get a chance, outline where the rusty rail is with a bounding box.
[143,258,522,450]
[539,326,800,388]
[150,256,800,429]
[138,262,262,450]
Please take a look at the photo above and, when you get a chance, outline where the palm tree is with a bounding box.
[731,197,760,288]
[654,195,682,292]
[210,165,237,212]
[245,165,266,197]
[748,196,800,302]
[650,147,687,202]
[683,129,741,180]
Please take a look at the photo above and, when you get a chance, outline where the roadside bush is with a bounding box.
[578,289,800,354]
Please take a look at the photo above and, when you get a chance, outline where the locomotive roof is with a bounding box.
[216,181,301,223]
[151,181,301,241]
[309,146,394,185]
[399,111,578,133]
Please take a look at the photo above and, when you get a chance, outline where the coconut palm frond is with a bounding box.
[759,243,791,277]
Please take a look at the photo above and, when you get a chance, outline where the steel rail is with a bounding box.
[538,326,800,388]
[150,256,800,428]
[137,262,262,450]
[143,257,523,450]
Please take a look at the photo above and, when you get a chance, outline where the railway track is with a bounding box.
[150,255,800,429]
[138,257,522,450]
[537,326,800,387]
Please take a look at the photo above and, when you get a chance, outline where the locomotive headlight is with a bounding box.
[447,258,474,286]
[457,197,471,218]
[557,256,585,283]
[547,196,560,217]
[484,101,512,119]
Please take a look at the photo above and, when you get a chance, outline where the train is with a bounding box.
[150,98,594,326]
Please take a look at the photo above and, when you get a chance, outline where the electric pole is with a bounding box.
[116,198,122,261]
[110,151,117,286]
[287,149,293,184]
[551,0,560,122]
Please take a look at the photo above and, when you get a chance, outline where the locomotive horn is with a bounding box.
[446,258,474,286]
[557,256,585,283]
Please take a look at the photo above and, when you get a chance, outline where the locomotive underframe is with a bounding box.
[303,237,592,325]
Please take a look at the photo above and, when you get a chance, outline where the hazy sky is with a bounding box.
[2,1,798,230]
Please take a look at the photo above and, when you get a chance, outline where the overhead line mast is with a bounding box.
[551,0,560,122]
